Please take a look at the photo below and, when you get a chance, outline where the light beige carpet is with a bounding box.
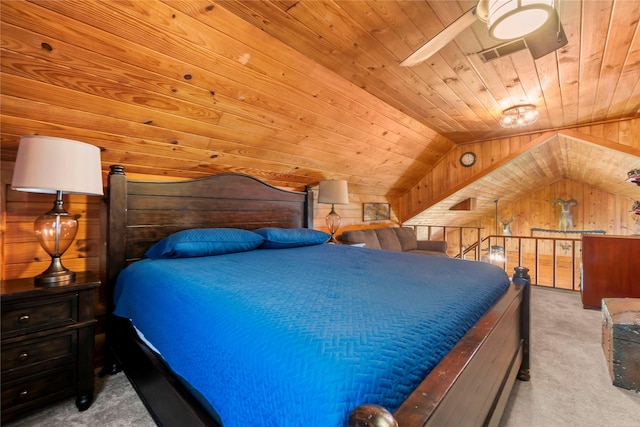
[7,287,640,427]
[5,370,155,427]
[499,287,640,427]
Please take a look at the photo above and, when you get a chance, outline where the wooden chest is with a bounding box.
[602,298,640,392]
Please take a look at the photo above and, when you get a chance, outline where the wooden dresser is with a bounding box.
[1,273,99,423]
[581,235,640,309]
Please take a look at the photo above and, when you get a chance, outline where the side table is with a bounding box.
[1,273,99,423]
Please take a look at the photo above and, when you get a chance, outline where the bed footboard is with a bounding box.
[370,266,531,427]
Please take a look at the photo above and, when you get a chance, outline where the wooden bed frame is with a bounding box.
[102,165,530,427]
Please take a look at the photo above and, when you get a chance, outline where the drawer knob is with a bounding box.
[18,389,28,400]
[18,352,29,362]
[18,314,30,324]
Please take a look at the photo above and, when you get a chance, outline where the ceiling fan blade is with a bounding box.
[400,7,478,67]
[525,9,568,59]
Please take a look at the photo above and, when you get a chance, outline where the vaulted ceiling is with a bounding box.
[404,131,640,225]
[1,1,639,219]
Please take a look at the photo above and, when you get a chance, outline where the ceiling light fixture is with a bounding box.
[499,104,539,128]
[488,0,555,40]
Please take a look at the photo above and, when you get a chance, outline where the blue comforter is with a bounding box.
[114,244,510,426]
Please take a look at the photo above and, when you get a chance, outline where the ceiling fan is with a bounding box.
[400,0,568,67]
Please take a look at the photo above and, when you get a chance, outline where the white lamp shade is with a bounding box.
[488,0,554,40]
[11,136,104,196]
[318,180,349,205]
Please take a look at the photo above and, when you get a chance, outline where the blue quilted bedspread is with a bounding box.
[114,244,510,426]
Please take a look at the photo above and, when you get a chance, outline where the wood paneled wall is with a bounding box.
[415,177,637,253]
[461,178,638,240]
[399,120,640,222]
[400,131,547,221]
[502,179,637,236]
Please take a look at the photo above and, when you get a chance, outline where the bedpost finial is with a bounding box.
[109,165,125,175]
[349,404,398,427]
[512,266,530,285]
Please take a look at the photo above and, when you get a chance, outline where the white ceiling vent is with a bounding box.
[477,39,528,63]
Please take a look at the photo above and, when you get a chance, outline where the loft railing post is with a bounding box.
[552,239,557,288]
[572,241,577,290]
[502,235,507,269]
[519,237,523,267]
[534,239,540,283]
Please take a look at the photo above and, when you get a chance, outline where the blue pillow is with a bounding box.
[254,228,330,249]
[145,228,265,259]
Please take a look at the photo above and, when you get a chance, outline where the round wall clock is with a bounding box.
[460,151,477,167]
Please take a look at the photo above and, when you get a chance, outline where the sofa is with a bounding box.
[338,227,448,257]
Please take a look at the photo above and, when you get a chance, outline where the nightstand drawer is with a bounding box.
[1,294,78,337]
[1,366,75,414]
[1,331,76,378]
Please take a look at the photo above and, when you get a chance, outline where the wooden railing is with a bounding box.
[409,225,583,291]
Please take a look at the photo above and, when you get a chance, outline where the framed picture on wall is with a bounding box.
[363,203,390,221]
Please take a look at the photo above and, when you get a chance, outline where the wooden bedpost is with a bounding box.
[106,165,127,290]
[304,184,315,229]
[349,404,398,427]
[100,165,127,376]
[512,266,531,381]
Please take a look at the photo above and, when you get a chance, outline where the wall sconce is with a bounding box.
[488,0,555,40]
[318,179,349,243]
[627,169,640,186]
[11,136,103,285]
[499,104,539,128]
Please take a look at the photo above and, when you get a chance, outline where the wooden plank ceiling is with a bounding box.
[1,1,639,215]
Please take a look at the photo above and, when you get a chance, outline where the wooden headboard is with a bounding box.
[105,165,313,290]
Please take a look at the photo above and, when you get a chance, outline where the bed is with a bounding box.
[102,165,530,427]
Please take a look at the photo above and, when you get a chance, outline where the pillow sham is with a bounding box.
[144,228,264,259]
[254,227,330,249]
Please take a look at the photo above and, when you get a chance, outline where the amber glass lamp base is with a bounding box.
[34,191,78,286]
[325,204,342,243]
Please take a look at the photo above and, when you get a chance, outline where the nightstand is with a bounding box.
[1,273,99,423]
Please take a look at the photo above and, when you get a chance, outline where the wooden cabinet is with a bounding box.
[581,235,640,309]
[1,273,99,423]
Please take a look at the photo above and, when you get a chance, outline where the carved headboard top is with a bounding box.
[104,165,313,289]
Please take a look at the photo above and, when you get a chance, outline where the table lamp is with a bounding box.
[318,179,349,243]
[11,136,103,285]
